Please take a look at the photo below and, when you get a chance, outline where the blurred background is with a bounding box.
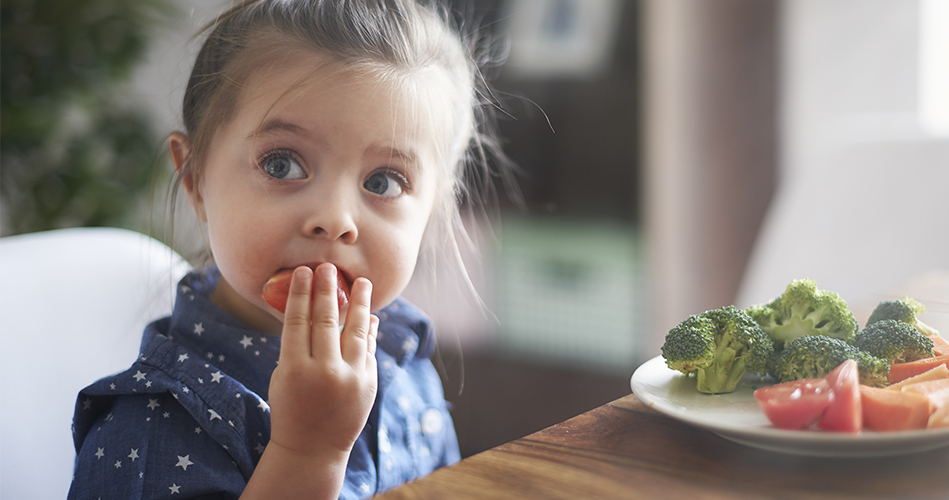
[2,0,948,461]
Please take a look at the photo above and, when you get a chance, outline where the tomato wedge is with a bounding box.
[754,378,834,429]
[261,267,349,314]
[818,359,862,433]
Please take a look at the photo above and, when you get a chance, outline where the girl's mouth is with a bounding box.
[261,265,351,314]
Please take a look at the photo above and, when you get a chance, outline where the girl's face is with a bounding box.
[180,52,445,334]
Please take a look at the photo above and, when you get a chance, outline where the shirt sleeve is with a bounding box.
[69,392,246,500]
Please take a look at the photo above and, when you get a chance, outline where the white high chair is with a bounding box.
[0,227,190,500]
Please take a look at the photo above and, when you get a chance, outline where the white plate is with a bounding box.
[630,356,949,457]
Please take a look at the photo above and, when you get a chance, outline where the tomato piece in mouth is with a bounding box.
[261,267,350,314]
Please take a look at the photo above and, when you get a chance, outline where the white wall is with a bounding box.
[737,0,949,319]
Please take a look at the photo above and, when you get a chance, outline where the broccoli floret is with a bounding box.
[852,319,935,364]
[771,335,889,387]
[854,351,891,388]
[746,278,858,346]
[661,305,773,394]
[866,297,939,337]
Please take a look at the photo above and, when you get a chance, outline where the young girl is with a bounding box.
[69,1,507,498]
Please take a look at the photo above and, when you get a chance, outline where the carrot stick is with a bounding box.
[888,355,949,384]
[929,334,949,357]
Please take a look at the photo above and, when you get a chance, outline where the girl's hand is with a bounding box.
[267,263,379,460]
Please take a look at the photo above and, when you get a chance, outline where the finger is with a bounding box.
[279,266,314,363]
[310,263,342,359]
[340,277,373,365]
[366,314,379,362]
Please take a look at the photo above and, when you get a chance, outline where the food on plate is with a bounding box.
[769,335,889,387]
[866,297,939,337]
[753,378,834,430]
[661,278,949,434]
[852,319,935,364]
[754,358,949,432]
[894,370,949,430]
[859,385,931,431]
[929,405,949,428]
[900,378,949,401]
[929,334,949,356]
[745,278,859,347]
[888,355,949,384]
[886,364,949,391]
[660,305,773,394]
[261,267,349,314]
[886,365,949,391]
[818,359,863,432]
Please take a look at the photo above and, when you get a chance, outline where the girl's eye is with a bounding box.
[259,152,306,180]
[363,171,406,197]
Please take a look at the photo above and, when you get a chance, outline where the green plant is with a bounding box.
[1,0,176,236]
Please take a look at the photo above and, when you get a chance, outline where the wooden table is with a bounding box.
[378,393,949,499]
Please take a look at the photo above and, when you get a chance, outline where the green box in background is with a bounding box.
[494,217,644,375]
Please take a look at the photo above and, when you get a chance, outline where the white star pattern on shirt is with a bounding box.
[95,447,104,459]
[178,353,189,363]
[240,335,253,348]
[208,409,222,421]
[169,484,181,494]
[175,455,194,471]
[114,460,122,469]
[379,425,391,453]
[133,371,147,382]
[361,483,372,494]
[193,323,204,335]
[147,399,160,410]
[210,371,224,383]
[128,449,139,461]
[397,396,412,411]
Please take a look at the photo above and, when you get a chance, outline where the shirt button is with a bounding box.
[421,408,443,436]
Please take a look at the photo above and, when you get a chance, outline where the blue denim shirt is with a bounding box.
[69,267,459,499]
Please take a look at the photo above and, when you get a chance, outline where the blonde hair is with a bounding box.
[172,0,515,296]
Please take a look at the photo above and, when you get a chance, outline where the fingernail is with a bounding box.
[294,266,311,280]
[318,263,336,281]
[353,277,371,296]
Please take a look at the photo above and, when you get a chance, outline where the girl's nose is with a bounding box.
[303,193,358,244]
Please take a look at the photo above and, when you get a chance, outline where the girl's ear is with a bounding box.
[168,132,207,222]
